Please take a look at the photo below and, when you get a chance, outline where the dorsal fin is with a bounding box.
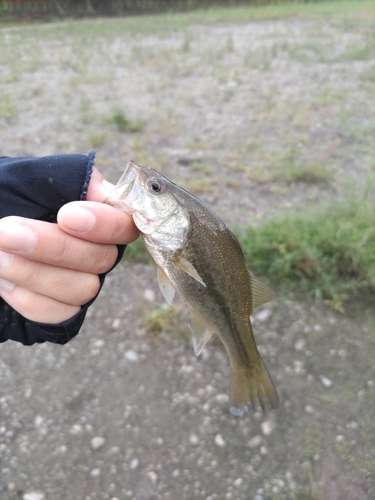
[248,271,278,314]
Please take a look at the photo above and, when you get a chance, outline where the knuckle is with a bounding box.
[80,274,101,304]
[94,245,118,274]
[21,259,40,286]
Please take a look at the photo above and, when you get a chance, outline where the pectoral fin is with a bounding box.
[249,271,279,314]
[157,266,175,305]
[190,315,213,355]
[172,255,206,287]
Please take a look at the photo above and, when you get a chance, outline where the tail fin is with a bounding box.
[229,358,279,417]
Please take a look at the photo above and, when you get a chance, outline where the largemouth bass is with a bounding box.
[106,161,279,416]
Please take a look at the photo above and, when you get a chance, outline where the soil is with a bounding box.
[0,9,374,500]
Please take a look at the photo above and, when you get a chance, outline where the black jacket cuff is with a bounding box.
[0,152,125,345]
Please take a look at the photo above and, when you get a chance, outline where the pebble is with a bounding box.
[294,339,306,351]
[34,415,44,427]
[254,309,271,322]
[143,289,155,302]
[260,446,268,455]
[124,350,139,362]
[90,436,106,450]
[189,433,200,445]
[305,405,315,414]
[69,423,83,435]
[214,433,226,447]
[90,468,101,477]
[23,493,45,500]
[130,458,139,470]
[112,318,121,329]
[335,435,344,443]
[274,479,285,488]
[234,477,243,487]
[172,468,180,478]
[147,471,158,484]
[261,419,275,436]
[215,393,229,403]
[347,421,358,430]
[320,376,333,388]
[293,360,304,374]
[247,435,262,448]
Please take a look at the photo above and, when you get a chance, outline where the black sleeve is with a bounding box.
[0,152,126,345]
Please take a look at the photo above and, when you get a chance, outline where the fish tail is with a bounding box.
[229,358,279,417]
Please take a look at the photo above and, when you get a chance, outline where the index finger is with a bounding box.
[0,216,118,274]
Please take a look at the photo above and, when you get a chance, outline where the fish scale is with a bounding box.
[107,160,279,416]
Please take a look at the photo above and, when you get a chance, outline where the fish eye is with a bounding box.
[147,179,163,194]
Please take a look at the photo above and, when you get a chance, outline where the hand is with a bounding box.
[0,168,139,324]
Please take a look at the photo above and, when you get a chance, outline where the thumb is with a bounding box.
[86,167,116,202]
[57,168,140,244]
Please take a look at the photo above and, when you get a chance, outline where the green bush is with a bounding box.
[237,194,375,308]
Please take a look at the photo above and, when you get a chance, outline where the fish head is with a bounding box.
[106,161,189,246]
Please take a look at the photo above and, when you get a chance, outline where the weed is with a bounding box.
[361,63,375,82]
[122,237,152,264]
[334,439,352,458]
[188,178,216,196]
[311,86,335,108]
[181,35,191,52]
[88,132,108,149]
[246,144,334,185]
[300,461,323,500]
[282,164,334,184]
[0,96,17,121]
[342,37,375,62]
[316,394,333,404]
[244,46,272,71]
[226,36,234,53]
[143,304,190,345]
[236,191,375,308]
[108,108,144,133]
[187,139,210,151]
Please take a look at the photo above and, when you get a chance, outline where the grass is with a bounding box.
[142,304,190,345]
[236,188,375,309]
[0,95,17,120]
[107,107,144,133]
[1,1,374,32]
[246,143,335,184]
[123,237,152,264]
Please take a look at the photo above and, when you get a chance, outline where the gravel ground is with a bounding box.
[0,6,374,500]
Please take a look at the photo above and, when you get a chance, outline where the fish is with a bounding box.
[106,161,279,416]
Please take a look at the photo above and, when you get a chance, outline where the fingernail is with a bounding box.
[0,251,11,270]
[0,222,36,252]
[59,205,96,233]
[0,277,15,292]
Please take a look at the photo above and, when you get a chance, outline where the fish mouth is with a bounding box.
[105,161,139,213]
